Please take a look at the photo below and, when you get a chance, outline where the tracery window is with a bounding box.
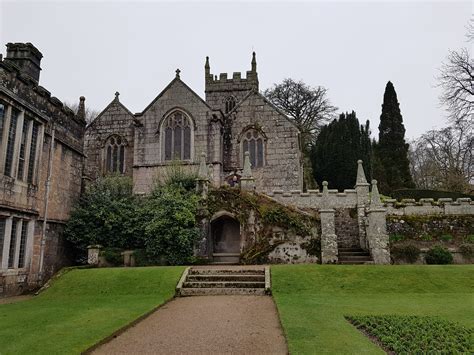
[242,129,265,168]
[225,96,236,114]
[163,111,192,161]
[105,135,126,174]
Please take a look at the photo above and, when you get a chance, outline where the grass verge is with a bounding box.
[271,265,473,354]
[0,266,184,354]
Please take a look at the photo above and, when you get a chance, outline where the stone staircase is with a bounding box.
[338,247,373,264]
[176,266,270,296]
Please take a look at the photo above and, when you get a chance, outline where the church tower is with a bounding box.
[205,53,259,114]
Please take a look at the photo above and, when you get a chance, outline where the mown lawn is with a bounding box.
[0,266,184,354]
[272,265,474,354]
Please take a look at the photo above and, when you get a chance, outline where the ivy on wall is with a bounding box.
[208,187,320,263]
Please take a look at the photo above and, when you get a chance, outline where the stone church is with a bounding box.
[84,53,303,192]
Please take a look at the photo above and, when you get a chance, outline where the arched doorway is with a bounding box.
[211,213,241,263]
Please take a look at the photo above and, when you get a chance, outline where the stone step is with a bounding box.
[179,288,268,296]
[338,251,370,256]
[338,248,367,252]
[188,269,264,275]
[183,281,265,289]
[339,255,372,260]
[187,274,265,282]
[339,260,374,265]
[212,253,240,264]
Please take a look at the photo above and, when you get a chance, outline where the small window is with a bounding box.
[27,121,39,184]
[242,129,265,168]
[225,96,236,114]
[0,102,5,146]
[17,221,28,268]
[4,109,19,177]
[17,118,30,181]
[0,218,5,266]
[8,219,18,268]
[105,135,126,174]
[162,111,192,161]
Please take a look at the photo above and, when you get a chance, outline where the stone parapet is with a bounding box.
[384,197,474,216]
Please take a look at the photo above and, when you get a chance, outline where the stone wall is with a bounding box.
[202,188,320,264]
[335,208,359,248]
[384,198,474,216]
[133,77,213,194]
[227,92,303,192]
[84,95,135,180]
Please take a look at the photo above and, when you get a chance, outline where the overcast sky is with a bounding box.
[1,1,471,139]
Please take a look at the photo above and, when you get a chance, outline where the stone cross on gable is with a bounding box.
[175,69,181,78]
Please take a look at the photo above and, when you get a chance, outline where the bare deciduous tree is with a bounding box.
[64,101,100,125]
[437,25,474,124]
[264,78,337,149]
[410,120,473,193]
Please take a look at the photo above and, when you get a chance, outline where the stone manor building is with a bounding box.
[0,43,86,296]
[84,53,303,192]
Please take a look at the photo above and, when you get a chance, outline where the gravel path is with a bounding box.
[92,295,288,355]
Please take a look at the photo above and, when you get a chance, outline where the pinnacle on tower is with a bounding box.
[251,51,257,72]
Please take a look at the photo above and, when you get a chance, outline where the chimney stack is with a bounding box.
[4,43,43,84]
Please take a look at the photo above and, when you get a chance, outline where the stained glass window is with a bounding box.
[242,129,265,168]
[163,111,192,161]
[105,135,126,174]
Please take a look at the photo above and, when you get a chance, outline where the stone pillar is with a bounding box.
[195,152,211,259]
[121,250,135,267]
[240,151,255,191]
[366,180,390,264]
[320,181,338,264]
[195,152,210,197]
[355,160,370,249]
[87,245,102,266]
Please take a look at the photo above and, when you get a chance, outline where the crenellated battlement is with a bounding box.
[384,197,474,216]
[204,53,259,112]
[267,188,358,209]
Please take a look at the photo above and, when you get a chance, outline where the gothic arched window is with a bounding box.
[224,96,236,114]
[105,135,126,174]
[242,129,265,168]
[163,110,192,161]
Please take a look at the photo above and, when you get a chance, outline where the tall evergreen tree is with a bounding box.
[373,81,415,193]
[311,111,372,191]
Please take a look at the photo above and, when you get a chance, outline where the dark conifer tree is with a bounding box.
[311,111,372,191]
[373,81,414,193]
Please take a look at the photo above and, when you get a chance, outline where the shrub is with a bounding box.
[391,244,420,263]
[440,234,453,242]
[161,161,197,191]
[346,315,472,354]
[140,184,200,265]
[459,243,473,258]
[65,176,145,259]
[465,235,474,243]
[101,247,123,266]
[425,246,453,264]
[389,234,405,242]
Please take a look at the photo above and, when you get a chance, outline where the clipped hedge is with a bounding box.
[391,189,473,201]
[346,315,472,354]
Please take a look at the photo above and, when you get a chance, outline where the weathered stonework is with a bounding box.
[0,43,85,297]
[84,53,303,194]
